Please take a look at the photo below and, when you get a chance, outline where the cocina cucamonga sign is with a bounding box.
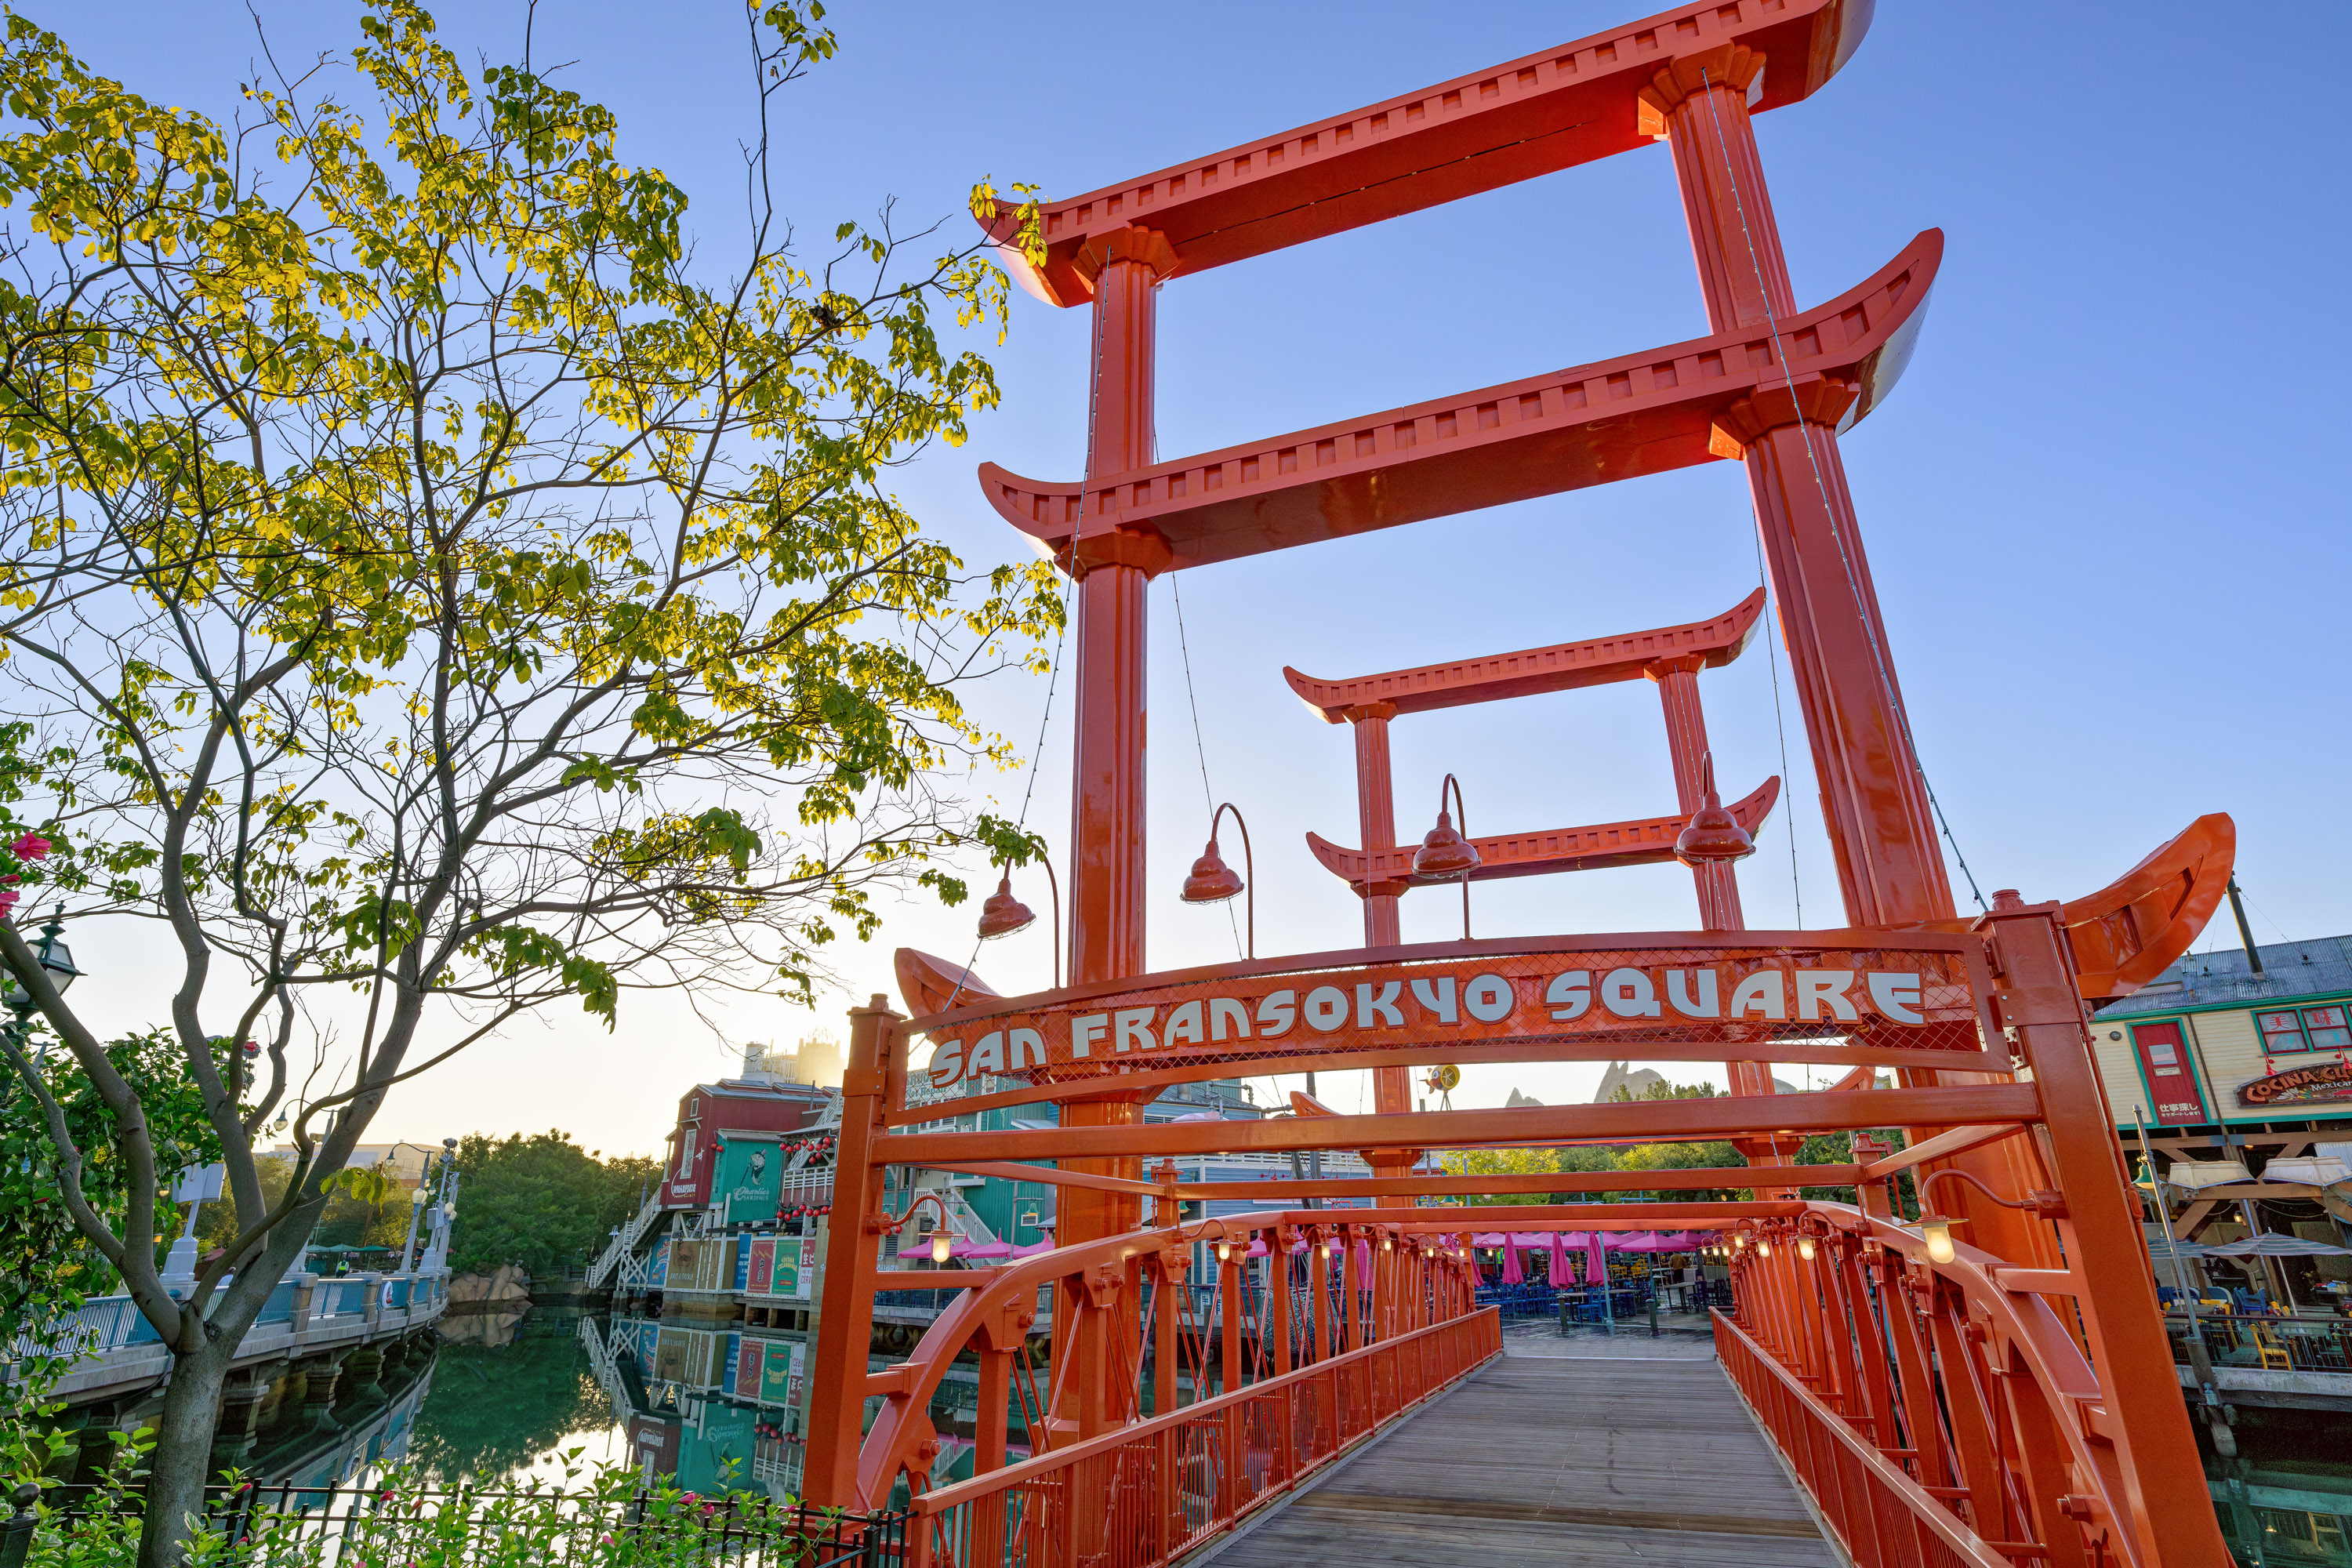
[910,935,2000,1097]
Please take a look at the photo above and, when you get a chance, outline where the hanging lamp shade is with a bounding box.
[976,874,1036,940]
[1181,840,1244,903]
[1674,753,1755,866]
[1413,811,1480,880]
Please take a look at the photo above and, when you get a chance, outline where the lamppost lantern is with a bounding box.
[1178,802,1255,959]
[930,1229,952,1265]
[5,906,84,1065]
[977,859,1061,989]
[1672,750,1756,866]
[977,874,1036,940]
[1180,841,1243,904]
[28,907,81,995]
[1411,775,1479,880]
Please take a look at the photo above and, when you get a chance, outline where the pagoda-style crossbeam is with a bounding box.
[1284,589,1762,721]
[975,0,1868,306]
[978,231,1936,575]
[1308,778,1780,892]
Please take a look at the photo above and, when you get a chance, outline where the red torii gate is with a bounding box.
[804,2,2238,1564]
[1288,587,1773,931]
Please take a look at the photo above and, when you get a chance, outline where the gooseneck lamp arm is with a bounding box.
[1211,801,1254,961]
[1441,774,1469,941]
[1036,857,1062,991]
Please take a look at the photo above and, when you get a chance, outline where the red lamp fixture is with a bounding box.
[977,875,1035,939]
[1412,774,1479,939]
[975,858,1062,990]
[1412,774,1480,880]
[1674,751,1755,866]
[1179,802,1254,959]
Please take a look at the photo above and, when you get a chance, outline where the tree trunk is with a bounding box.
[138,1339,234,1568]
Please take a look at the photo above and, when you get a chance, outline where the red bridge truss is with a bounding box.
[800,2,2240,1566]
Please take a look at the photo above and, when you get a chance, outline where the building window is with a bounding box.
[2258,1010,2313,1054]
[2300,1004,2351,1052]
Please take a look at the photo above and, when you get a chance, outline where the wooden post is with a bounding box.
[800,996,896,1508]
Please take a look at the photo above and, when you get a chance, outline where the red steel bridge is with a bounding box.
[804,3,2241,1565]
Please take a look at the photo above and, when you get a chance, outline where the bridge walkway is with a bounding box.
[1203,1320,1841,1568]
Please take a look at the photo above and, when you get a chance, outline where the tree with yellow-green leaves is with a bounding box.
[0,5,1054,1555]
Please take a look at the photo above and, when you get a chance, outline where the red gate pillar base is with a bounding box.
[1989,899,2234,1568]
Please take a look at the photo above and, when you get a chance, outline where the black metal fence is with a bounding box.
[1,1480,906,1568]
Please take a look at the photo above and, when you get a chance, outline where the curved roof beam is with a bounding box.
[1308,777,1780,890]
[1285,588,1764,723]
[980,230,1938,575]
[978,0,1875,305]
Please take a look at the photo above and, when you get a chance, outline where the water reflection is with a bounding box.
[2206,1407,2352,1566]
[407,1309,626,1486]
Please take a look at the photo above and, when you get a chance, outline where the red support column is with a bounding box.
[1646,657,1744,931]
[1057,226,1177,1434]
[1646,652,1775,1105]
[1645,46,1950,927]
[1647,48,2062,1258]
[1349,704,1403,949]
[1347,702,1418,1169]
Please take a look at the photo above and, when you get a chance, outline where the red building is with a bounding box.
[657,1074,833,1212]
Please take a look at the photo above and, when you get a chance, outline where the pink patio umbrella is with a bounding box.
[1244,1238,1270,1259]
[1355,1239,1374,1279]
[1550,1230,1571,1284]
[950,1240,1012,1261]
[1586,1229,1609,1288]
[1500,1237,1526,1284]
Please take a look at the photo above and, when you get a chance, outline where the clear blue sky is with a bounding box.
[78,2,2352,1151]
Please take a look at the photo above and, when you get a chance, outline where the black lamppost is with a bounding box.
[4,906,83,1065]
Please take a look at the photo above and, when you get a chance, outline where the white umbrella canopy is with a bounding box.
[2201,1234,2352,1258]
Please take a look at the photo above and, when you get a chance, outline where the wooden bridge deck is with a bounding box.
[1207,1343,1841,1568]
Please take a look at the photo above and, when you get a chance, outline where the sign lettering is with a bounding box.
[2238,1058,2352,1109]
[917,946,1980,1094]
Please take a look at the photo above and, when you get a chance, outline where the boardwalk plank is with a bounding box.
[1203,1351,1839,1568]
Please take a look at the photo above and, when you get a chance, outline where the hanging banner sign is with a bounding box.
[906,937,1997,1101]
[2238,1058,2352,1109]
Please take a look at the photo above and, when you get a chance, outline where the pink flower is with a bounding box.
[0,888,16,918]
[599,1536,615,1548]
[9,833,49,861]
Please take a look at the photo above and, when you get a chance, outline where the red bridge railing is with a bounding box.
[904,1308,1501,1568]
[1716,1200,2175,1568]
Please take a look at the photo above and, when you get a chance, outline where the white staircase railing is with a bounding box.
[577,1315,630,1414]
[586,1191,664,1290]
[943,1185,998,1247]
